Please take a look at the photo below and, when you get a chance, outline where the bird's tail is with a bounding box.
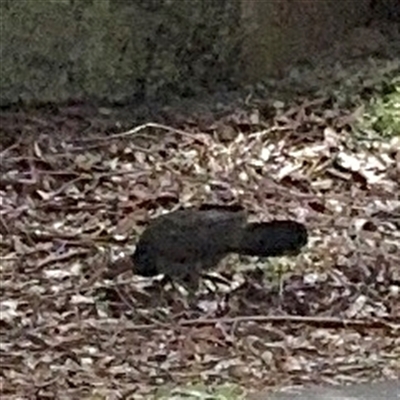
[233,220,308,257]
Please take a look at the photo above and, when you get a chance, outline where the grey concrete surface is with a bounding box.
[251,380,400,400]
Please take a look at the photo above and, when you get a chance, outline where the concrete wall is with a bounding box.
[241,0,372,82]
[0,0,372,106]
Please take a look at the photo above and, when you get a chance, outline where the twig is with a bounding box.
[36,248,91,269]
[0,140,21,158]
[70,122,207,144]
[118,314,399,331]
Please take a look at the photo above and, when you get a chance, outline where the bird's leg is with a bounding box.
[172,267,201,307]
[181,271,200,295]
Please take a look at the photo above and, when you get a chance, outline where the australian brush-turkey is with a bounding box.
[107,205,308,291]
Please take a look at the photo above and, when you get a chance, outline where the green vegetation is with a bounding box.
[360,76,400,137]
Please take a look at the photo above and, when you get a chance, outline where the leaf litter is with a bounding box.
[1,75,400,400]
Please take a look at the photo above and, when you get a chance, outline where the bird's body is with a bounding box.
[108,205,308,291]
[131,206,247,288]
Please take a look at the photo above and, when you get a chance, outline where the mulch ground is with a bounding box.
[1,78,399,399]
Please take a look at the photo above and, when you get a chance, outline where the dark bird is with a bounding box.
[107,205,308,292]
